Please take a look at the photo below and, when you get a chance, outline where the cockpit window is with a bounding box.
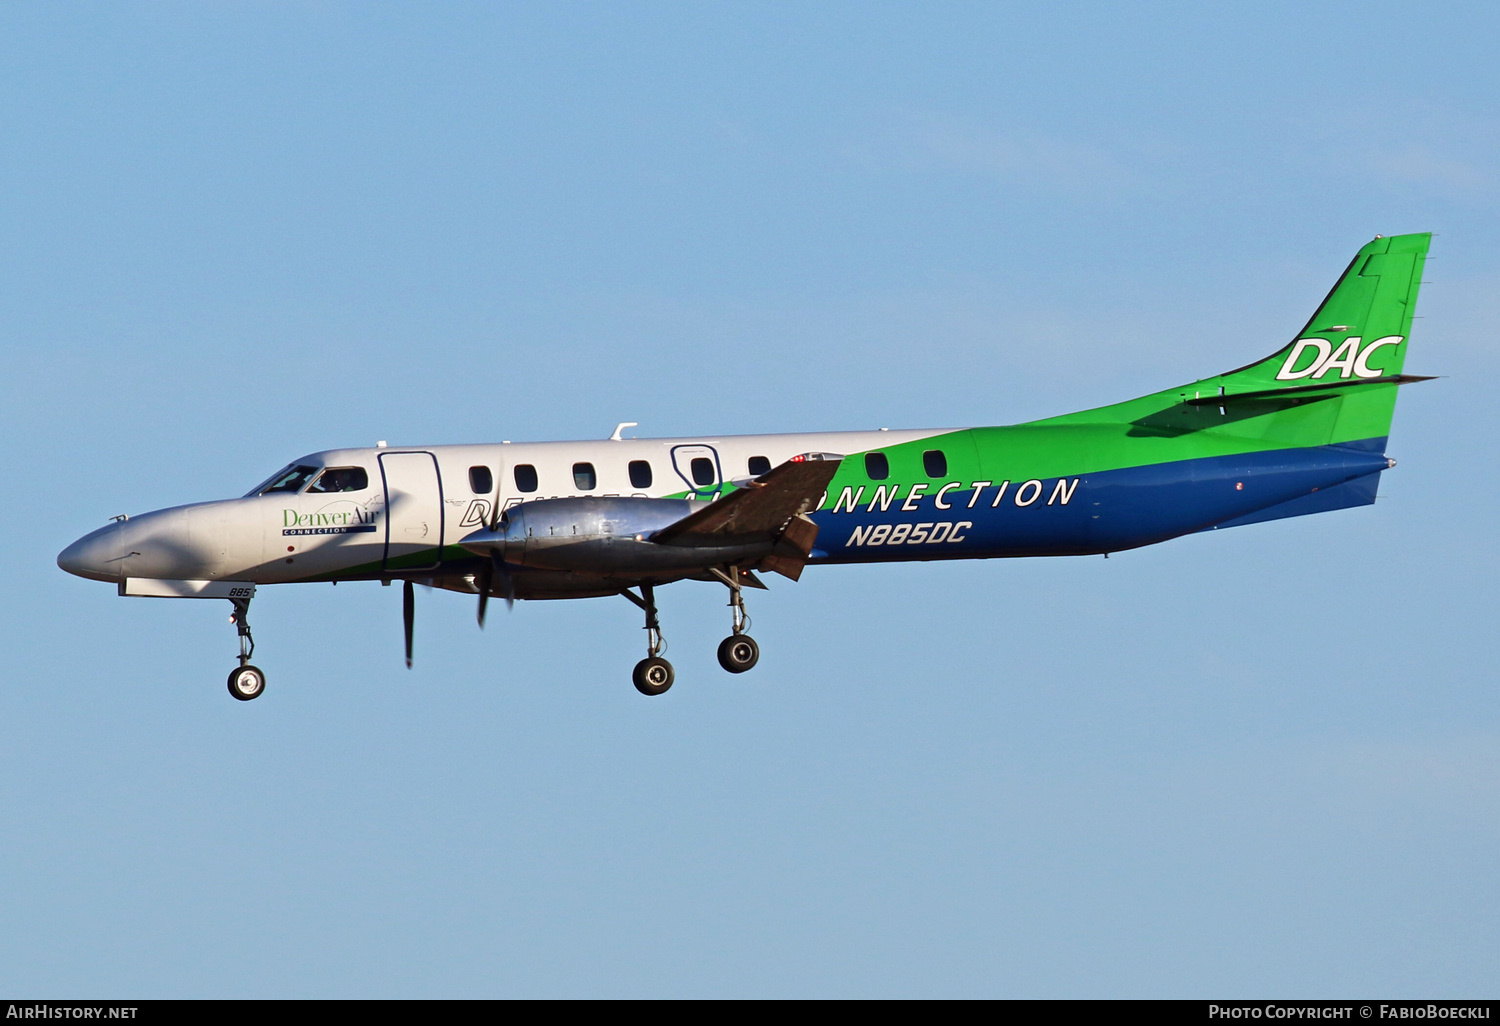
[250,464,320,496]
[308,467,369,493]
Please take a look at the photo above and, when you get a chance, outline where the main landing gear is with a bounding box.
[619,568,761,695]
[226,595,266,701]
[622,584,674,696]
[717,634,759,674]
[713,566,759,674]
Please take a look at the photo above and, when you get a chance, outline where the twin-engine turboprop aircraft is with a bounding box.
[59,234,1433,701]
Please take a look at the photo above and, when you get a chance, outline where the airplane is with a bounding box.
[58,233,1433,701]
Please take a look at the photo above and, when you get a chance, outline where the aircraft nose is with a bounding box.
[57,522,125,583]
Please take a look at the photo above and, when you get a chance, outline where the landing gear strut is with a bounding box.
[226,595,266,701]
[712,566,759,674]
[622,584,674,696]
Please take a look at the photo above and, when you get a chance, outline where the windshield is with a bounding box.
[308,467,369,493]
[247,464,320,496]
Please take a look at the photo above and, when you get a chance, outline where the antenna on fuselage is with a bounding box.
[610,422,638,441]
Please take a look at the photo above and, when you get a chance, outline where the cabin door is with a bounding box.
[380,451,444,571]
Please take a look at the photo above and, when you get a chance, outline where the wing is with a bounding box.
[652,457,840,578]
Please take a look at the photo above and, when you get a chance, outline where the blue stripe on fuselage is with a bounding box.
[809,438,1390,562]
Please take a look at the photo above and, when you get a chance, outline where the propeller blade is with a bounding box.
[485,503,514,609]
[494,554,515,610]
[402,579,415,668]
[476,561,492,628]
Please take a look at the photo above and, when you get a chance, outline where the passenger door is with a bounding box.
[380,451,444,571]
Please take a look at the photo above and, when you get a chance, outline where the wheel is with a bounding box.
[632,656,675,696]
[717,634,760,674]
[227,664,266,701]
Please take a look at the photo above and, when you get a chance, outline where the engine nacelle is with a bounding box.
[460,497,773,575]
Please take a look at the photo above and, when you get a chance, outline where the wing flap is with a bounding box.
[758,513,820,581]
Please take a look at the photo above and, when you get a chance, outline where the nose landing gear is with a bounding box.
[227,663,265,701]
[226,595,266,701]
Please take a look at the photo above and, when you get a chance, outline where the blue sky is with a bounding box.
[2,2,1497,996]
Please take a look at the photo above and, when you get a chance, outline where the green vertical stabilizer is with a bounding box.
[1031,233,1430,454]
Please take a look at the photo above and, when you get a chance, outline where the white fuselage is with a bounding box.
[58,429,943,589]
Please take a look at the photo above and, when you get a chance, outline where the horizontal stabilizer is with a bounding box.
[1183,374,1435,407]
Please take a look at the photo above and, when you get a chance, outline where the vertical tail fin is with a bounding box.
[1207,232,1431,447]
[1222,232,1430,390]
[1032,233,1432,450]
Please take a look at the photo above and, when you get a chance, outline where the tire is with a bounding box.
[632,656,675,696]
[227,665,266,701]
[716,634,759,674]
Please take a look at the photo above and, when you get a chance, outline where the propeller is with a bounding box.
[403,579,415,668]
[496,555,514,609]
[476,553,514,628]
[476,502,514,628]
[477,560,491,628]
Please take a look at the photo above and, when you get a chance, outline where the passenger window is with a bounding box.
[573,462,597,491]
[923,450,948,478]
[514,464,538,493]
[748,455,772,476]
[259,465,320,494]
[865,452,889,480]
[690,457,716,487]
[469,466,493,494]
[308,467,369,493]
[629,460,653,489]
